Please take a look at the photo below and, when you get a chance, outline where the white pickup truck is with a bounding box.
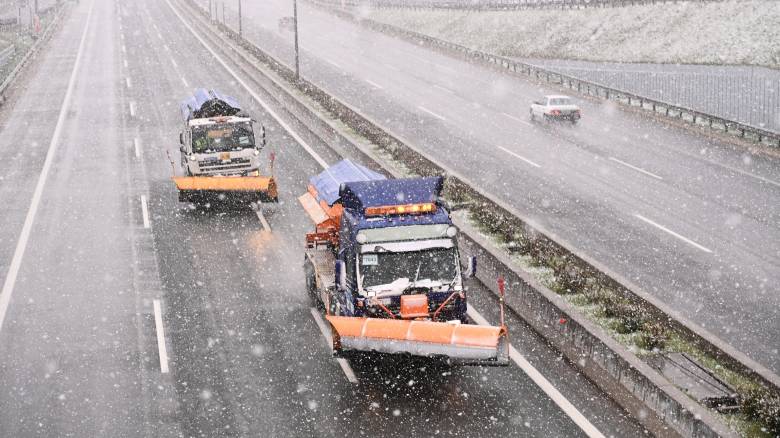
[530,95,581,124]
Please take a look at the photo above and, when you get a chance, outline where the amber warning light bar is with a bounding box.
[364,203,436,216]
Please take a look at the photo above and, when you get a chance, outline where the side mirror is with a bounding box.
[179,145,186,153]
[335,260,347,290]
[260,125,267,147]
[179,132,184,145]
[465,256,477,278]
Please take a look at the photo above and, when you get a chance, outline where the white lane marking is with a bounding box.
[165,0,329,168]
[157,31,163,40]
[122,44,126,53]
[255,209,271,232]
[133,137,141,159]
[310,308,358,384]
[418,106,446,121]
[501,112,532,126]
[140,195,151,228]
[163,44,170,52]
[384,63,400,71]
[608,157,663,180]
[171,58,178,68]
[123,59,128,68]
[153,299,170,373]
[325,59,341,68]
[181,77,189,87]
[125,77,132,89]
[468,307,605,438]
[129,101,136,117]
[120,33,124,41]
[634,213,712,253]
[433,84,454,94]
[365,79,383,89]
[497,146,542,168]
[715,161,780,189]
[0,0,95,333]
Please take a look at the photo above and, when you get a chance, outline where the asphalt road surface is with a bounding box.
[0,0,648,436]
[206,0,780,374]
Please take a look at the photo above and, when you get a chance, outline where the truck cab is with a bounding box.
[179,89,266,178]
[335,178,467,323]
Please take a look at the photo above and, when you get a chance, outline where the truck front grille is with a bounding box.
[199,158,252,173]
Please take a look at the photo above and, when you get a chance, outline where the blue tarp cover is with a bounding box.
[340,176,443,211]
[180,88,243,121]
[309,160,385,207]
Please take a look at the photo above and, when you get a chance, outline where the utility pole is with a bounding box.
[238,0,242,37]
[293,0,300,79]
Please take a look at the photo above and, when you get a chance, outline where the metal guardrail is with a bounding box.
[319,3,780,147]
[0,45,14,67]
[314,0,724,10]
[0,2,64,105]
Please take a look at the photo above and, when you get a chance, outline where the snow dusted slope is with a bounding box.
[363,0,780,68]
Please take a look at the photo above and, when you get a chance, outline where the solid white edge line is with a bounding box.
[608,157,663,180]
[309,308,358,384]
[497,146,542,168]
[365,79,383,89]
[165,0,329,169]
[140,195,150,229]
[325,59,341,68]
[634,213,713,253]
[417,105,446,121]
[467,307,605,438]
[255,209,271,232]
[0,0,96,333]
[133,137,141,159]
[433,84,454,94]
[153,299,170,373]
[501,112,532,126]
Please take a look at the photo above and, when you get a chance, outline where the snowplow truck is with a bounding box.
[174,89,278,204]
[300,160,509,366]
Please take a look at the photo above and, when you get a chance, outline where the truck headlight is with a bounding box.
[188,155,197,161]
[253,149,260,156]
[446,226,458,237]
[356,233,367,243]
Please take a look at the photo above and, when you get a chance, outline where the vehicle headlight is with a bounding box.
[356,233,367,244]
[188,155,197,161]
[446,226,458,237]
[253,149,260,156]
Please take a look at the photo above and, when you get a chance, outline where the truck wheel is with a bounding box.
[304,257,322,309]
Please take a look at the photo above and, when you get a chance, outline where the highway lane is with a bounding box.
[0,0,649,435]
[203,0,780,373]
[0,0,178,436]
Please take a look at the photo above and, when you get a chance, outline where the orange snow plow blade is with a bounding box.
[327,316,509,366]
[173,176,278,202]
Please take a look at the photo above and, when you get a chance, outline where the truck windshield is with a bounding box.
[360,247,458,289]
[191,121,255,153]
